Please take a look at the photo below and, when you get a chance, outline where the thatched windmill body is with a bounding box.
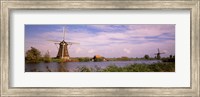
[57,40,69,59]
[49,27,79,59]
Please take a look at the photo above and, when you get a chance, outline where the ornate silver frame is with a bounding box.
[1,0,199,96]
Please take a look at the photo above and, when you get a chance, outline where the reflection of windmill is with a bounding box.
[48,27,79,59]
[154,48,165,59]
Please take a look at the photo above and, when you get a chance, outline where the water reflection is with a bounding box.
[58,62,68,72]
[43,62,68,72]
[46,66,51,72]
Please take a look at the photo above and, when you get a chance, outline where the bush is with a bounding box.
[161,55,175,62]
[77,62,175,72]
[77,66,92,72]
[94,58,104,62]
[43,51,51,63]
[51,58,65,63]
[25,47,42,63]
[144,54,150,60]
[102,65,122,72]
[116,57,130,61]
[78,57,90,62]
[147,62,175,72]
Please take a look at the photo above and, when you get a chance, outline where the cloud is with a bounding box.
[31,24,175,47]
[123,48,131,54]
[88,49,95,53]
[127,24,175,38]
[75,48,82,53]
[162,50,168,53]
[25,24,175,58]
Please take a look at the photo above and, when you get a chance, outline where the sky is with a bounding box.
[25,24,175,58]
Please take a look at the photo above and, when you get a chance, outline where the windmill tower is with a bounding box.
[48,27,79,59]
[56,27,68,59]
[154,48,165,59]
[57,40,69,59]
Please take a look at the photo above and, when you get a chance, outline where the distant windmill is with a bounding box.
[154,48,165,59]
[48,27,79,59]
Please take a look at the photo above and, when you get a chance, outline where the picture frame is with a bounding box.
[1,0,199,96]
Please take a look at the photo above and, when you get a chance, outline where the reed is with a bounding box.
[76,62,175,72]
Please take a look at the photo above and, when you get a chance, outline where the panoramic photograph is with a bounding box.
[25,24,175,72]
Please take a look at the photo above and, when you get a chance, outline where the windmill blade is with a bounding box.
[67,42,80,45]
[158,48,160,53]
[70,42,80,44]
[160,52,165,54]
[47,40,61,42]
[53,43,60,49]
[63,27,66,40]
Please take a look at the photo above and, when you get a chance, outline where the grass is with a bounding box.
[51,58,65,62]
[76,62,175,72]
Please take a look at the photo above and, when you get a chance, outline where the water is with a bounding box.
[25,60,161,72]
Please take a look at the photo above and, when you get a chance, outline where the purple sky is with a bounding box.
[25,24,175,58]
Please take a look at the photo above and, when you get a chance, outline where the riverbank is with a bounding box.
[76,62,175,72]
[26,56,175,63]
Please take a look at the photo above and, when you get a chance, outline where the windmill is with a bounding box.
[154,48,165,59]
[48,27,79,59]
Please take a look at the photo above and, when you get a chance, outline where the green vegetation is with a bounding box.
[25,47,175,74]
[77,66,92,72]
[94,57,104,62]
[144,54,150,60]
[25,47,67,63]
[107,57,157,61]
[76,65,102,72]
[51,58,66,63]
[117,56,131,61]
[156,55,161,60]
[76,62,175,72]
[77,57,90,62]
[25,47,42,63]
[161,55,175,62]
[43,51,51,63]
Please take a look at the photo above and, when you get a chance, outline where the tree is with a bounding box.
[25,47,41,63]
[43,50,51,63]
[78,57,90,62]
[144,54,150,59]
[94,57,104,62]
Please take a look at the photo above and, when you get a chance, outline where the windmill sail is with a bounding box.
[155,48,165,59]
[47,40,61,42]
[56,27,69,59]
[48,26,79,60]
[63,27,65,40]
[66,42,80,45]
